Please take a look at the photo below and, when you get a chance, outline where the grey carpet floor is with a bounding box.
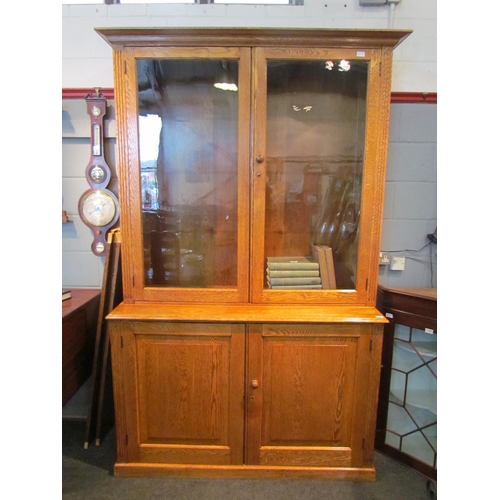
[62,420,433,500]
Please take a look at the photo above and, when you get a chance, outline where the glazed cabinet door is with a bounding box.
[109,321,245,467]
[245,323,383,471]
[250,47,389,306]
[114,47,251,304]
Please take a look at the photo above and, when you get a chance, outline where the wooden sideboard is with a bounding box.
[62,288,101,406]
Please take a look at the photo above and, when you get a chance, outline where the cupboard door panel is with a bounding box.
[246,324,380,467]
[114,322,245,465]
[262,341,357,446]
[246,323,378,467]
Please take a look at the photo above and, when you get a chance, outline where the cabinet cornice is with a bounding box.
[95,27,412,50]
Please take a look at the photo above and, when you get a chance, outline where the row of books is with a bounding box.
[266,245,336,289]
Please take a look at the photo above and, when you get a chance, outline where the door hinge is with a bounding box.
[366,278,369,290]
[132,276,135,287]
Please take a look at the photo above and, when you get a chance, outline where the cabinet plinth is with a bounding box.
[99,27,411,479]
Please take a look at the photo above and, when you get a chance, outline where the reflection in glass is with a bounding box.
[137,59,240,288]
[265,60,368,289]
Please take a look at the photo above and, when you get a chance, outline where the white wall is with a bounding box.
[62,0,437,92]
[379,102,437,288]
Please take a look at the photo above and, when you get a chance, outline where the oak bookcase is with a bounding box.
[98,27,411,480]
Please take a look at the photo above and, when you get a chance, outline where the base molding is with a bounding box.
[114,463,376,481]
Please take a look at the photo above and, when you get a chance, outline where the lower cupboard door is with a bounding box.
[245,323,380,468]
[114,322,246,466]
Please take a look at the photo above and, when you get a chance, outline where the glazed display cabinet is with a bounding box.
[376,286,437,480]
[98,27,411,480]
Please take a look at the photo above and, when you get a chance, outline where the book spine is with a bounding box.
[268,277,322,286]
[321,245,337,289]
[269,284,323,289]
[311,243,330,289]
[267,269,320,278]
[267,262,320,270]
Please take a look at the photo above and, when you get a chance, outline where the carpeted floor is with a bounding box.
[62,419,434,500]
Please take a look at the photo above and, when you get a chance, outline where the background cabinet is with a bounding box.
[62,289,100,406]
[375,286,437,480]
[99,27,411,480]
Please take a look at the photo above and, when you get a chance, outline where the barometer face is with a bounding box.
[79,189,117,227]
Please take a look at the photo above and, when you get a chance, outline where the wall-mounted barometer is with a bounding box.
[78,88,120,256]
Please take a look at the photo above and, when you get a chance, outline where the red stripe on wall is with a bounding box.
[62,89,437,103]
[62,88,115,99]
[390,92,437,103]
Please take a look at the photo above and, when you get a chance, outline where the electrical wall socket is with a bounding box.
[390,256,406,271]
[379,252,390,265]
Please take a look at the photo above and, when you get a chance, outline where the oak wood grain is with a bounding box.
[107,302,388,324]
[113,462,376,481]
[110,321,245,466]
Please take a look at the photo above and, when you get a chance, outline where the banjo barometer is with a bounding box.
[78,88,119,256]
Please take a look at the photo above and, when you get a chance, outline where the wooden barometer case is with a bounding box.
[96,27,411,480]
[78,88,119,256]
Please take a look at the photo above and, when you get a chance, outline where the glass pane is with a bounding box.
[401,431,435,467]
[407,368,437,414]
[410,328,437,359]
[265,59,368,290]
[392,340,425,372]
[386,402,417,436]
[394,324,411,341]
[422,424,437,454]
[138,59,240,288]
[405,402,436,430]
[388,369,406,404]
[385,430,400,450]
[428,359,437,376]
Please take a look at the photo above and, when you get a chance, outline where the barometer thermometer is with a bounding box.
[77,88,120,256]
